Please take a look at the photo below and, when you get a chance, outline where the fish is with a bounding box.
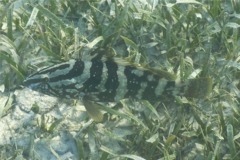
[23,56,212,122]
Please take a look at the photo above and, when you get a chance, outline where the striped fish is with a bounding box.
[23,56,212,121]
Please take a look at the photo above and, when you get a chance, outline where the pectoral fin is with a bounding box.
[82,96,103,122]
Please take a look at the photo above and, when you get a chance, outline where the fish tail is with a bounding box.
[182,77,212,99]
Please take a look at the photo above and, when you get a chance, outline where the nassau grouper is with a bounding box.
[23,56,212,122]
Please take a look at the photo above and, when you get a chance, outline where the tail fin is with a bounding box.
[183,77,212,99]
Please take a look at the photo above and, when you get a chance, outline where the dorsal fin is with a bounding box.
[110,57,176,80]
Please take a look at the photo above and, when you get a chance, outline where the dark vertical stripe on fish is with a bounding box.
[163,81,176,96]
[142,74,159,101]
[83,58,103,92]
[124,66,142,98]
[98,60,119,101]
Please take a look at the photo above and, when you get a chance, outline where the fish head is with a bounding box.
[23,59,86,98]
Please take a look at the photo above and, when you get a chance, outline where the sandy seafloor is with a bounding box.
[0,88,90,160]
[0,88,134,160]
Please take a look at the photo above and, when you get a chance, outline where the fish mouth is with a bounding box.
[22,78,44,90]
[23,77,46,87]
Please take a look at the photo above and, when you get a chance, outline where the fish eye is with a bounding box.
[44,77,49,82]
[42,75,49,82]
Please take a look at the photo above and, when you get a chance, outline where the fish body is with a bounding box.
[23,56,212,103]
